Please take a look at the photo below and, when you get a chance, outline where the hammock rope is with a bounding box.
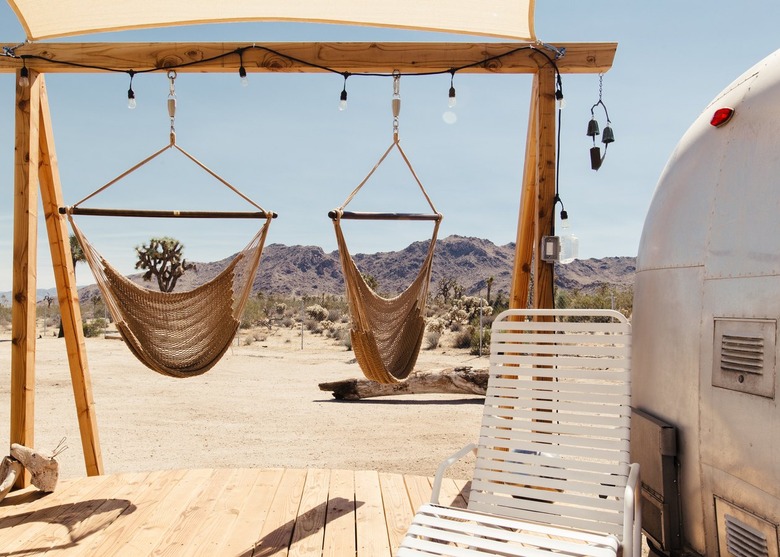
[70,213,272,378]
[332,73,442,383]
[332,208,440,383]
[66,69,274,377]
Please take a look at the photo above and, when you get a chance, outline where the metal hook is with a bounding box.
[392,70,401,139]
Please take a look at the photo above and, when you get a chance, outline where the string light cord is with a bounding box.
[3,41,562,83]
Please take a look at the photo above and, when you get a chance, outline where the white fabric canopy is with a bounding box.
[8,0,536,41]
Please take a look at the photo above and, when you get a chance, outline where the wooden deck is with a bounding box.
[0,468,469,556]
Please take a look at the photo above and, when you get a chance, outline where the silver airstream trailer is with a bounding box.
[632,49,780,556]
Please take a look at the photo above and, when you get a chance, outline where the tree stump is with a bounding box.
[318,366,488,400]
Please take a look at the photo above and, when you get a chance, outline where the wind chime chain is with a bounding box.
[598,73,603,102]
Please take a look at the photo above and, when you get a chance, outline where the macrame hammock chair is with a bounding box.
[63,73,275,378]
[330,74,442,384]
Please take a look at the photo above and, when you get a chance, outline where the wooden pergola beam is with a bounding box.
[0,41,616,75]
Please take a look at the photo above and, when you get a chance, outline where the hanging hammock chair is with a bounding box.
[330,83,442,384]
[63,130,275,378]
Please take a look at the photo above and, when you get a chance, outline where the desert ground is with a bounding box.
[0,325,486,481]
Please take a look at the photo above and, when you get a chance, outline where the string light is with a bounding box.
[448,70,457,108]
[238,50,248,87]
[18,59,29,87]
[127,70,136,109]
[3,43,565,119]
[555,73,565,109]
[339,72,349,111]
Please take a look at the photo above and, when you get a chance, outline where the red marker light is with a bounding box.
[710,107,735,127]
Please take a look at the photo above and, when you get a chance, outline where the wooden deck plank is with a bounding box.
[379,472,416,554]
[403,475,433,512]
[189,467,271,557]
[0,474,119,554]
[437,478,470,509]
[42,471,152,555]
[322,469,356,557]
[155,468,244,556]
[217,468,286,556]
[288,469,330,557]
[354,470,391,557]
[89,468,209,556]
[254,467,308,557]
[0,469,452,556]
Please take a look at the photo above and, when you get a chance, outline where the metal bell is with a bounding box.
[587,118,600,137]
[602,125,615,144]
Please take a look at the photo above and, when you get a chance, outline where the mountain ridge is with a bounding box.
[17,235,635,302]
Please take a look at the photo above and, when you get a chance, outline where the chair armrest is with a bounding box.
[430,443,478,505]
[622,463,641,557]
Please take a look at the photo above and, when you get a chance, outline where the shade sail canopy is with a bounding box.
[7,0,536,41]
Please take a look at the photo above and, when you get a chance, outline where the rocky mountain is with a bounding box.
[78,235,634,301]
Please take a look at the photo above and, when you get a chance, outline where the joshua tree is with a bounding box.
[69,234,86,276]
[135,236,195,293]
[59,234,87,337]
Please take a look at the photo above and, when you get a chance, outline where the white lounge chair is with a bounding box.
[398,308,640,557]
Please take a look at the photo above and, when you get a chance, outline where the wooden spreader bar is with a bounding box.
[60,206,277,219]
[328,210,441,221]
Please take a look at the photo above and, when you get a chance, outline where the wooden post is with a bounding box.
[37,76,104,476]
[10,68,41,488]
[509,65,556,310]
[509,75,540,309]
[532,66,558,310]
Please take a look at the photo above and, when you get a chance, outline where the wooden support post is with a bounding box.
[37,76,104,476]
[10,68,41,488]
[509,75,540,309]
[532,66,558,310]
[509,66,557,310]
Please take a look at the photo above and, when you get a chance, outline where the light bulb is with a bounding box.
[127,88,136,109]
[448,85,456,108]
[239,66,248,87]
[18,66,29,88]
[339,89,348,111]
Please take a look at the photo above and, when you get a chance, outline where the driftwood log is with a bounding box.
[319,366,488,400]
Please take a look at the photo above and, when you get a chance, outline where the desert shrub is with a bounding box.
[281,317,294,328]
[305,304,328,322]
[469,328,491,355]
[426,317,445,335]
[449,321,462,333]
[327,308,343,322]
[338,329,352,351]
[243,335,254,346]
[452,328,473,349]
[83,318,107,338]
[424,330,441,350]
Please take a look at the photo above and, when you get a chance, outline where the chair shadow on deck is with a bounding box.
[238,497,364,557]
[0,497,136,556]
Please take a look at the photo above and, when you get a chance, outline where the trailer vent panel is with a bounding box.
[713,318,776,399]
[716,497,779,557]
[726,514,770,557]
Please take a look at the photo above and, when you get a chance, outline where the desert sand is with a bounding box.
[0,326,486,481]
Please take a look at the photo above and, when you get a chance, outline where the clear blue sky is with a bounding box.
[1,2,779,292]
